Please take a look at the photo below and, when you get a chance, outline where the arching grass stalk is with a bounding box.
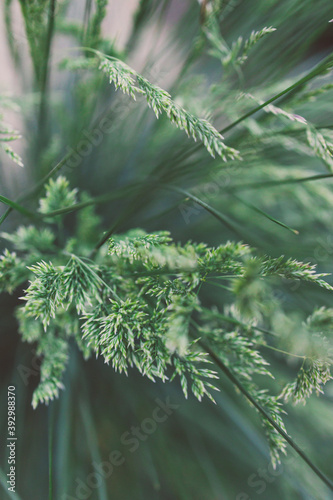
[198,338,333,492]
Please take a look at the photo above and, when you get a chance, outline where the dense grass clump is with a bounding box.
[1,1,333,499]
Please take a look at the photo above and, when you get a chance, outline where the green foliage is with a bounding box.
[18,0,51,82]
[39,176,78,216]
[242,93,333,173]
[88,0,108,47]
[202,6,276,69]
[97,54,240,160]
[15,224,222,405]
[23,260,64,331]
[0,249,26,293]
[280,358,332,406]
[31,331,68,409]
[199,308,287,465]
[0,104,24,166]
[244,92,308,125]
[280,307,333,405]
[2,1,333,495]
[240,27,277,63]
[76,192,102,245]
[1,175,332,466]
[1,225,55,252]
[0,143,24,167]
[257,255,333,290]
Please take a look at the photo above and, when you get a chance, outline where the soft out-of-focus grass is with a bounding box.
[1,1,333,499]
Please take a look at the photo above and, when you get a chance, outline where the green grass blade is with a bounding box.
[232,194,299,234]
[163,185,242,234]
[0,195,37,219]
[200,339,333,492]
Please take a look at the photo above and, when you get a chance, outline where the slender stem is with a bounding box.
[162,184,242,235]
[0,151,72,227]
[202,311,278,337]
[38,0,57,140]
[82,0,93,43]
[0,465,22,499]
[228,173,333,192]
[72,254,122,301]
[0,195,38,219]
[2,52,332,232]
[204,280,232,292]
[232,193,299,235]
[256,342,306,360]
[200,340,333,492]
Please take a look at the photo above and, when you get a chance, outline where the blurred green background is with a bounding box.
[1,1,333,499]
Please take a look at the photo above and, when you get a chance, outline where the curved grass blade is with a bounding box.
[0,195,38,220]
[228,173,333,192]
[232,194,299,234]
[163,184,242,234]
